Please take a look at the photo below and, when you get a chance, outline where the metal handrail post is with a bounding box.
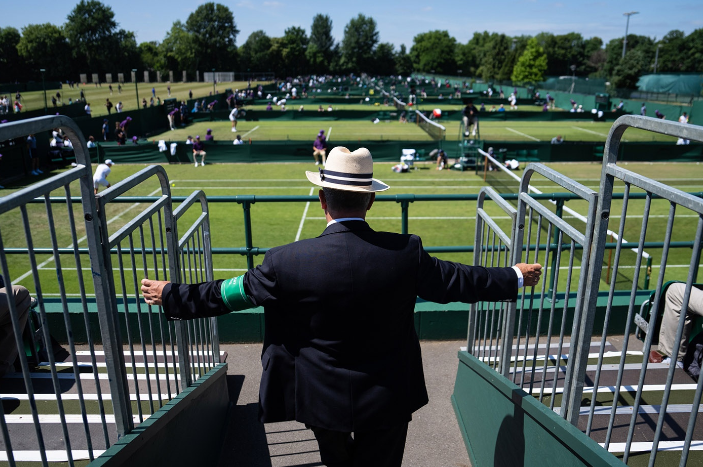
[238,196,256,269]
[395,194,415,235]
[547,199,564,298]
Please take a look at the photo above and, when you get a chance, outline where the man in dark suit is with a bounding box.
[141,146,542,467]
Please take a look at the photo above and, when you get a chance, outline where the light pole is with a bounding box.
[212,68,216,94]
[132,69,139,109]
[622,11,639,59]
[654,44,662,73]
[40,69,47,114]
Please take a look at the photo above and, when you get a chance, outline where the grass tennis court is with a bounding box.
[149,119,679,144]
[2,161,701,300]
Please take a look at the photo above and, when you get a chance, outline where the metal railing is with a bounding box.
[464,115,703,466]
[0,116,220,465]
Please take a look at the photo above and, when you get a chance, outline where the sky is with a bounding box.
[3,0,701,49]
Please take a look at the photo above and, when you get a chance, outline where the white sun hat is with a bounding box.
[305,146,389,193]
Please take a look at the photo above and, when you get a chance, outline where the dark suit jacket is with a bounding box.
[163,220,518,432]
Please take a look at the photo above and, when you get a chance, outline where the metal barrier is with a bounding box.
[579,116,703,465]
[0,116,220,465]
[463,115,703,466]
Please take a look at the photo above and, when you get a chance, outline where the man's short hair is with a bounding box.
[323,187,372,212]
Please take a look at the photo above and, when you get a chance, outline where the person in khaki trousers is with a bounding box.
[652,283,703,366]
[0,275,30,376]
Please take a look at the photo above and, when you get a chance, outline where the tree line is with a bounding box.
[1,0,702,90]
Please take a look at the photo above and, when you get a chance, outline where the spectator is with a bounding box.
[206,129,214,142]
[399,110,407,123]
[93,159,114,194]
[650,284,703,369]
[233,135,244,145]
[186,136,194,145]
[617,100,625,111]
[168,108,180,131]
[114,122,125,145]
[87,136,97,148]
[266,102,273,111]
[318,105,324,112]
[156,97,161,106]
[577,104,584,113]
[678,112,690,145]
[313,130,327,166]
[142,98,147,109]
[118,83,122,94]
[641,103,647,116]
[115,101,123,113]
[131,136,139,145]
[655,109,665,119]
[497,104,505,112]
[62,135,73,148]
[551,135,564,144]
[152,87,156,98]
[192,136,206,167]
[27,133,41,175]
[101,119,109,141]
[327,105,333,112]
[0,275,31,376]
[189,89,193,99]
[543,103,549,112]
[436,149,447,170]
[120,117,132,138]
[105,99,113,114]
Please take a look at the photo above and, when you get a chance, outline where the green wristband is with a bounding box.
[221,275,254,312]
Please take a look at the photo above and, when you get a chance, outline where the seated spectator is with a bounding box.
[655,110,665,119]
[327,105,333,112]
[233,135,244,145]
[399,111,407,123]
[318,105,323,112]
[186,136,194,145]
[551,135,564,144]
[87,136,97,148]
[266,102,273,111]
[206,129,214,142]
[650,283,703,371]
[0,275,30,376]
[497,104,505,112]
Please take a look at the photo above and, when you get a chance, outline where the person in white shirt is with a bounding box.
[233,135,244,145]
[677,112,690,145]
[229,107,239,132]
[116,101,123,113]
[93,159,114,194]
[85,103,91,116]
[87,136,97,148]
[186,136,194,145]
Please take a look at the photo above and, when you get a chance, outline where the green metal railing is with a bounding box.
[21,191,703,291]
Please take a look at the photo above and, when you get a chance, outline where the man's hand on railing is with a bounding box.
[515,263,543,287]
[141,279,170,306]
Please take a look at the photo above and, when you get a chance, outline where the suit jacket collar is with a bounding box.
[319,220,373,237]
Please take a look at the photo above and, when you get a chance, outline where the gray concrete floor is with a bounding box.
[216,341,471,467]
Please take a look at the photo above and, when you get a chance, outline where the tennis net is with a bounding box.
[415,110,446,141]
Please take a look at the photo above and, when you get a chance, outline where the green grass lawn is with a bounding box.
[149,119,679,144]
[2,161,701,300]
[13,81,264,118]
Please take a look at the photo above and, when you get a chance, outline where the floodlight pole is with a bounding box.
[621,11,639,59]
[132,69,139,109]
[212,68,216,94]
[570,65,576,94]
[654,44,661,73]
[40,69,47,115]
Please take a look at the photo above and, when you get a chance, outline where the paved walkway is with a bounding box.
[217,340,472,467]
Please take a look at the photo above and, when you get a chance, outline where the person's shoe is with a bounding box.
[660,356,685,369]
[0,185,4,189]
[464,131,469,137]
[201,161,205,166]
[231,128,236,132]
[194,162,198,167]
[36,168,43,174]
[648,350,664,363]
[30,170,38,175]
[315,161,319,166]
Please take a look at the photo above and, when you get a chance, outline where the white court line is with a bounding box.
[0,450,106,462]
[505,127,540,141]
[482,350,643,364]
[536,383,698,396]
[603,441,703,453]
[1,393,169,401]
[582,404,703,416]
[12,187,162,285]
[241,125,259,138]
[327,126,332,141]
[570,126,609,139]
[295,188,315,242]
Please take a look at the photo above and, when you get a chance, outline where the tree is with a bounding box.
[682,28,703,72]
[17,24,69,80]
[395,44,413,76]
[610,48,648,89]
[477,34,511,81]
[373,42,396,76]
[138,41,162,72]
[307,14,336,74]
[409,30,457,74]
[279,27,308,76]
[64,0,118,72]
[340,14,379,72]
[511,38,548,85]
[603,34,654,78]
[0,27,21,82]
[239,30,272,72]
[657,30,686,72]
[185,2,239,70]
[160,21,196,75]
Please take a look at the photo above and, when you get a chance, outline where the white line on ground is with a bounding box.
[505,127,540,141]
[536,383,697,395]
[1,393,170,401]
[38,361,214,369]
[603,441,703,453]
[510,363,671,375]
[4,414,143,424]
[481,350,643,364]
[570,126,610,139]
[12,187,162,285]
[461,341,606,352]
[3,372,178,381]
[241,125,260,138]
[583,403,703,416]
[0,450,106,462]
[295,188,315,242]
[327,126,332,141]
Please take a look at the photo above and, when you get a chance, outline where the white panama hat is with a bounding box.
[306,146,389,193]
